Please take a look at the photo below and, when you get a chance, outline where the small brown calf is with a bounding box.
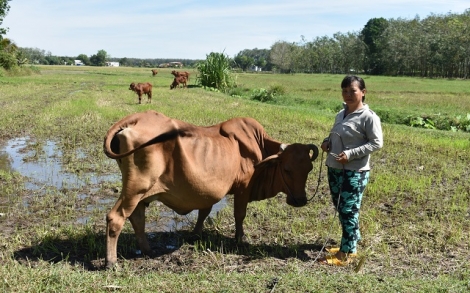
[129,82,152,104]
[170,76,187,89]
[171,70,190,82]
[151,69,158,76]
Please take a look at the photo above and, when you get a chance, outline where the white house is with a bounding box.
[106,62,120,67]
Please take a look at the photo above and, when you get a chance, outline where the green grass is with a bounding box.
[0,66,469,292]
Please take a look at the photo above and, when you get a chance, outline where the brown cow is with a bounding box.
[170,76,187,89]
[151,69,158,76]
[171,70,190,82]
[103,110,319,268]
[129,82,152,104]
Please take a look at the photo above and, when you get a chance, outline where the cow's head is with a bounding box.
[129,82,136,90]
[251,143,319,207]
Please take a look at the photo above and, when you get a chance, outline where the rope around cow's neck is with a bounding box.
[307,150,325,202]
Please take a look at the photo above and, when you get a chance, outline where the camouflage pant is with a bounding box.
[327,167,370,253]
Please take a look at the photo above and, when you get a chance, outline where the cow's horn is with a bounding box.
[279,143,287,152]
[308,144,319,161]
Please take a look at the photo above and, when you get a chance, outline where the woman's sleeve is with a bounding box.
[345,113,383,160]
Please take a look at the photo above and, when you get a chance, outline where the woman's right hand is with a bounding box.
[321,141,329,152]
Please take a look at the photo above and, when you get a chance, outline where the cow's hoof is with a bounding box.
[105,261,119,270]
[235,235,250,245]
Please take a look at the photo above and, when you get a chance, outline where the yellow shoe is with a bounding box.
[325,247,357,258]
[326,247,340,253]
[319,254,352,266]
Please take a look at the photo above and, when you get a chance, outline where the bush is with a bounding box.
[0,51,18,70]
[450,113,470,132]
[196,52,235,93]
[251,88,272,102]
[251,84,286,102]
[405,113,470,132]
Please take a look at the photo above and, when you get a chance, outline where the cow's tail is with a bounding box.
[103,114,182,160]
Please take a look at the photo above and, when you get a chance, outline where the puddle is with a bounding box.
[0,137,116,189]
[1,136,229,231]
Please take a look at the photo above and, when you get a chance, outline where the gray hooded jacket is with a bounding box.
[324,103,383,171]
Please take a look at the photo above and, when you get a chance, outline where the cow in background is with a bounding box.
[151,69,158,76]
[171,70,190,82]
[129,82,152,104]
[170,76,187,89]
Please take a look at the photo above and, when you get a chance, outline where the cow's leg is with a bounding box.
[138,94,142,104]
[234,195,249,243]
[128,201,154,257]
[148,91,152,103]
[106,197,140,268]
[193,207,212,235]
[106,198,127,268]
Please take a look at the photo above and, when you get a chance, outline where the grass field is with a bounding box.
[0,65,469,292]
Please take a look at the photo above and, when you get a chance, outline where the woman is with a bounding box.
[319,75,383,266]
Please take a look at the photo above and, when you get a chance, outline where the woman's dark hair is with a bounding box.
[341,75,366,102]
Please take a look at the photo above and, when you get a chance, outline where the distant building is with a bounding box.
[169,62,183,68]
[158,62,183,68]
[106,62,120,67]
[74,60,84,66]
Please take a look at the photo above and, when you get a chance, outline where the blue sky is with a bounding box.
[3,0,469,60]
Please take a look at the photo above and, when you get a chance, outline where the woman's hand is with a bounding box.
[335,152,349,164]
[321,141,329,152]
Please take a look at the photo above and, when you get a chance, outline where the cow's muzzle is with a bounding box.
[286,195,307,207]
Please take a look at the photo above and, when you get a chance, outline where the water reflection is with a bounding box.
[0,137,116,189]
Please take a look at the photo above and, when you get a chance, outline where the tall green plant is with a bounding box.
[196,52,235,92]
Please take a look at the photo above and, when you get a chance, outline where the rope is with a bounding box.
[311,132,346,262]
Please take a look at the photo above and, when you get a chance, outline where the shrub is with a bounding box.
[251,88,272,102]
[196,52,235,93]
[251,84,286,103]
[451,113,470,132]
[409,116,436,129]
[405,113,470,132]
[0,51,17,70]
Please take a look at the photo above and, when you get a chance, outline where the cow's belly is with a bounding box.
[150,191,225,214]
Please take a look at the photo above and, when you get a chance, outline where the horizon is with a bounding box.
[3,1,469,60]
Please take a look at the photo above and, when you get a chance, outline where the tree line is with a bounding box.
[266,9,470,78]
[2,0,469,79]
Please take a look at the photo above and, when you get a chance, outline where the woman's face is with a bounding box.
[342,81,365,107]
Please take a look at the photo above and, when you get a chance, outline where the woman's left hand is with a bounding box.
[335,152,349,164]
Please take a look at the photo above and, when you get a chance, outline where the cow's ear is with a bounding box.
[256,154,279,169]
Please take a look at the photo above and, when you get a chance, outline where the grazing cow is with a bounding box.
[151,69,158,76]
[103,110,319,268]
[129,82,152,104]
[171,70,190,82]
[170,76,187,89]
